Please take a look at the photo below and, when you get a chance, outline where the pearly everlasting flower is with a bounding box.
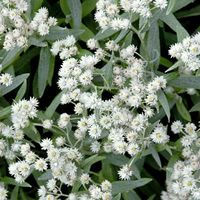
[101,180,112,192]
[89,185,102,199]
[154,0,168,10]
[87,39,99,50]
[169,33,200,72]
[95,0,168,31]
[57,113,70,129]
[90,141,101,153]
[0,185,7,200]
[171,121,183,134]
[34,158,48,171]
[162,121,200,199]
[42,119,53,129]
[47,179,56,191]
[80,173,91,185]
[150,124,169,144]
[0,73,13,86]
[11,98,38,129]
[9,161,30,183]
[118,164,133,180]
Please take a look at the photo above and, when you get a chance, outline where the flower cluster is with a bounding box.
[0,0,57,51]
[169,32,200,72]
[29,7,57,36]
[95,0,168,30]
[162,121,200,200]
[51,36,100,105]
[51,36,169,183]
[0,184,7,200]
[38,179,112,200]
[11,97,38,129]
[0,73,13,86]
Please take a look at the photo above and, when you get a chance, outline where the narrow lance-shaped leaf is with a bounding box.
[112,179,152,195]
[168,75,200,89]
[158,90,170,121]
[166,0,176,15]
[160,13,189,42]
[11,186,19,200]
[1,47,23,70]
[38,46,52,98]
[0,177,31,188]
[176,98,191,122]
[31,0,43,12]
[67,0,82,29]
[190,102,200,112]
[0,106,11,120]
[45,92,63,118]
[149,144,162,168]
[147,21,160,68]
[15,80,27,101]
[82,0,98,17]
[173,0,195,12]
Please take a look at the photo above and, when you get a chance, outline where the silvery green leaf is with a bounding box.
[112,179,152,195]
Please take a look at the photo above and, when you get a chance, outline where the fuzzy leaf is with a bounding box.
[15,80,27,101]
[176,98,191,121]
[158,90,170,121]
[38,46,52,97]
[112,179,152,195]
[67,0,82,29]
[168,76,200,89]
[0,177,31,187]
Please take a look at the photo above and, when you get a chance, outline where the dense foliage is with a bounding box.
[0,0,200,199]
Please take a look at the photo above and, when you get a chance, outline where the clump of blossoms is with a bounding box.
[95,0,168,30]
[0,184,7,200]
[0,97,113,199]
[0,73,13,86]
[11,97,38,129]
[169,32,200,72]
[51,36,169,181]
[162,121,200,200]
[0,0,57,50]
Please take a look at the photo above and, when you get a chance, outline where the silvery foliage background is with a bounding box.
[0,0,200,199]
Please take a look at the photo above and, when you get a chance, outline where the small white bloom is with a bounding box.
[118,164,133,180]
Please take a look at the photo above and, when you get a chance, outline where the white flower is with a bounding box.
[47,179,56,191]
[127,143,140,156]
[80,173,91,185]
[0,185,7,200]
[9,161,30,183]
[43,119,53,129]
[150,124,169,144]
[38,23,50,36]
[0,73,13,86]
[171,121,183,134]
[35,158,48,172]
[118,164,133,180]
[87,39,99,50]
[38,186,46,197]
[89,185,102,200]
[11,98,38,129]
[40,139,53,150]
[55,137,65,147]
[90,141,101,153]
[192,189,200,200]
[58,113,70,129]
[101,180,112,192]
[154,0,168,9]
[20,144,31,156]
[184,123,196,135]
